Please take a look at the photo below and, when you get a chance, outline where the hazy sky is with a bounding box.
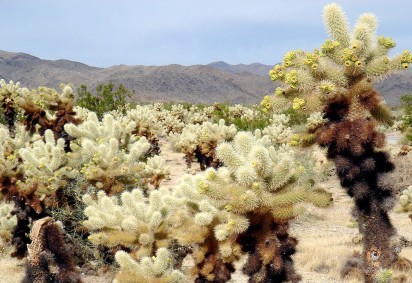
[1,1,410,67]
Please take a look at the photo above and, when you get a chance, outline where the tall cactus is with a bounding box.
[265,3,411,282]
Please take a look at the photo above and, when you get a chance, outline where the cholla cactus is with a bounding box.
[64,112,154,193]
[306,111,327,131]
[172,132,331,282]
[0,125,38,200]
[169,119,237,170]
[265,3,411,282]
[114,248,186,283]
[1,80,81,150]
[0,202,17,246]
[72,105,91,120]
[266,4,410,121]
[126,105,165,155]
[0,80,22,135]
[0,127,23,181]
[169,104,187,121]
[83,187,185,258]
[228,104,255,121]
[83,131,330,282]
[168,124,200,161]
[18,130,79,198]
[14,84,80,138]
[159,113,185,134]
[144,155,171,189]
[397,186,412,212]
[261,114,293,146]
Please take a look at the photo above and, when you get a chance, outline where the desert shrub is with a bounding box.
[211,103,271,131]
[75,82,132,119]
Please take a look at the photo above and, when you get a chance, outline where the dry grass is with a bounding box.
[0,248,25,283]
[291,177,412,283]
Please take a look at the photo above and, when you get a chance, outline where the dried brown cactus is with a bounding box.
[22,217,83,283]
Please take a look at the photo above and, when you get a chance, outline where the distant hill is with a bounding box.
[207,61,272,76]
[0,50,276,104]
[0,50,411,105]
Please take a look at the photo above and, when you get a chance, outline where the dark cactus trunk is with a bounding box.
[318,103,398,281]
[239,213,301,283]
[2,100,17,137]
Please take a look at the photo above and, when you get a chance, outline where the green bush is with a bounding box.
[75,82,132,119]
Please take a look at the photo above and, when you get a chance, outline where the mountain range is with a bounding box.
[1,50,411,105]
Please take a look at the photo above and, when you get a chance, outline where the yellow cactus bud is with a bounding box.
[292,98,305,110]
[6,155,16,161]
[226,219,236,230]
[289,140,299,147]
[205,169,217,181]
[252,182,260,190]
[275,87,285,96]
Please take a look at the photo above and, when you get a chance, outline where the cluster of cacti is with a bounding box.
[1,3,411,283]
[261,114,294,146]
[0,81,81,201]
[125,105,166,156]
[177,132,331,282]
[80,131,331,282]
[264,3,411,282]
[227,104,256,121]
[169,119,237,170]
[64,112,160,193]
[82,187,184,256]
[18,129,79,200]
[0,81,173,261]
